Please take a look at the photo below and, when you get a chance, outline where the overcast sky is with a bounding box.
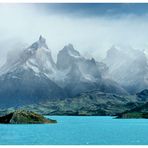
[0,3,148,63]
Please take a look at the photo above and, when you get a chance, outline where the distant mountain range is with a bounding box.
[0,36,147,110]
[0,36,130,108]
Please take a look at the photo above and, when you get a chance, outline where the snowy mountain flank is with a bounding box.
[104,45,148,94]
[0,36,147,107]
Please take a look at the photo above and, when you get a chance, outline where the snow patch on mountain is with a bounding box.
[104,45,148,94]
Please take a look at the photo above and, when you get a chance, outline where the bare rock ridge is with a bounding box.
[0,110,57,124]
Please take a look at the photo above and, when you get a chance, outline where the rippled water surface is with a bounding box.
[0,116,148,145]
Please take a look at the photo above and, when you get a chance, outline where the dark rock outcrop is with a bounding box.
[116,101,148,119]
[0,110,57,124]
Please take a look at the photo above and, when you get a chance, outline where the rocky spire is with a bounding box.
[29,35,49,50]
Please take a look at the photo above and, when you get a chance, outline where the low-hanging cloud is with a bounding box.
[0,3,148,64]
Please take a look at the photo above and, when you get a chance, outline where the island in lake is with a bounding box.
[0,110,57,124]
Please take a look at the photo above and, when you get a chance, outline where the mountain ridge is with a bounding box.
[0,36,144,108]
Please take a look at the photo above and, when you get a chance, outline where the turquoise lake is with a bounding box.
[0,116,148,145]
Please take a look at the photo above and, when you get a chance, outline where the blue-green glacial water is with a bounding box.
[0,116,148,145]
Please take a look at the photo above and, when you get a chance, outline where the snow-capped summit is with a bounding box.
[39,35,46,44]
[63,43,80,57]
[57,44,82,70]
[29,35,49,51]
[0,37,66,107]
[24,36,56,75]
[64,43,74,50]
[0,36,55,76]
[56,44,127,96]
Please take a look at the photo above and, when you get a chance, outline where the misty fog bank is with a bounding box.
[1,4,148,63]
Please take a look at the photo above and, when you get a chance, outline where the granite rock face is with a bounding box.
[0,110,57,124]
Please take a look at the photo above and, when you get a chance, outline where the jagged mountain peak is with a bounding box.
[39,35,45,43]
[0,36,55,76]
[0,38,130,108]
[62,43,80,57]
[29,35,49,51]
[106,45,121,58]
[90,58,96,64]
[64,43,74,49]
[57,44,82,70]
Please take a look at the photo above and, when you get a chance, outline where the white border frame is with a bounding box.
[0,0,148,147]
